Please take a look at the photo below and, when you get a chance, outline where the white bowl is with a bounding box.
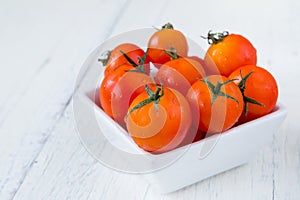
[73,28,287,193]
[81,90,286,193]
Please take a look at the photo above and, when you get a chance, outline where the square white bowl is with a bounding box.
[77,85,287,193]
[73,32,287,193]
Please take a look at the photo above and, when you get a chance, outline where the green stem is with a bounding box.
[164,47,179,60]
[201,30,229,44]
[161,22,174,30]
[237,70,265,116]
[121,49,149,74]
[120,50,138,67]
[98,50,111,66]
[201,78,238,105]
[127,84,164,115]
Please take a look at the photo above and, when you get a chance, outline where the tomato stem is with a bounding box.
[161,22,174,30]
[237,70,264,116]
[201,78,238,105]
[121,49,148,74]
[120,50,138,67]
[201,30,229,44]
[164,47,179,60]
[127,84,164,115]
[98,50,111,66]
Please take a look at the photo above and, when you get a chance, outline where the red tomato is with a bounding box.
[229,65,278,122]
[204,31,257,76]
[188,56,205,66]
[155,57,206,95]
[126,85,192,153]
[99,65,154,128]
[180,125,206,146]
[186,75,244,133]
[188,56,217,76]
[148,23,188,68]
[100,43,150,76]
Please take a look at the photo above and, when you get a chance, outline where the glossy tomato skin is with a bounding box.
[126,86,192,153]
[229,65,278,122]
[188,56,206,67]
[180,125,206,146]
[204,34,257,76]
[100,65,154,128]
[148,28,188,68]
[186,75,244,133]
[103,43,150,76]
[155,58,206,95]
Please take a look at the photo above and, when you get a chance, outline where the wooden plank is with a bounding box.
[6,0,300,199]
[272,1,300,199]
[0,0,128,199]
[12,0,175,199]
[12,106,149,200]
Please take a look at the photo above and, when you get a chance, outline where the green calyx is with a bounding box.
[127,84,164,116]
[201,30,229,44]
[201,78,239,105]
[164,46,179,60]
[98,50,111,66]
[237,71,264,116]
[120,49,148,74]
[161,22,174,30]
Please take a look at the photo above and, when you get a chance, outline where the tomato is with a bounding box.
[192,130,206,143]
[229,65,278,122]
[155,57,206,95]
[180,125,206,146]
[100,43,150,76]
[204,31,257,76]
[186,75,244,133]
[99,65,154,128]
[188,56,205,66]
[126,85,192,153]
[189,55,218,76]
[148,23,188,68]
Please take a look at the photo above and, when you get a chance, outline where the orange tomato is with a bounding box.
[204,31,257,76]
[100,65,154,128]
[148,23,188,68]
[126,85,192,153]
[100,43,150,76]
[229,65,278,122]
[155,57,206,95]
[186,75,244,133]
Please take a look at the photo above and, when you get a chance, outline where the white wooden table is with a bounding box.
[0,0,299,199]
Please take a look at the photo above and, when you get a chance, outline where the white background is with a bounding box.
[0,0,299,199]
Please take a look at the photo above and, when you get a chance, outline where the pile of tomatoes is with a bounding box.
[99,23,278,154]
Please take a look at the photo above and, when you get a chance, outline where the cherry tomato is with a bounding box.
[188,56,205,66]
[180,125,206,146]
[189,55,218,76]
[229,65,278,122]
[148,23,188,68]
[126,85,192,153]
[155,57,206,95]
[204,31,257,76]
[99,65,154,128]
[100,43,150,76]
[186,75,244,133]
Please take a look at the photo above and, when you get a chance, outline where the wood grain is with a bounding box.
[0,0,299,199]
[0,0,128,199]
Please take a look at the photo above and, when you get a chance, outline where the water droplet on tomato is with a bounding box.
[166,77,173,84]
